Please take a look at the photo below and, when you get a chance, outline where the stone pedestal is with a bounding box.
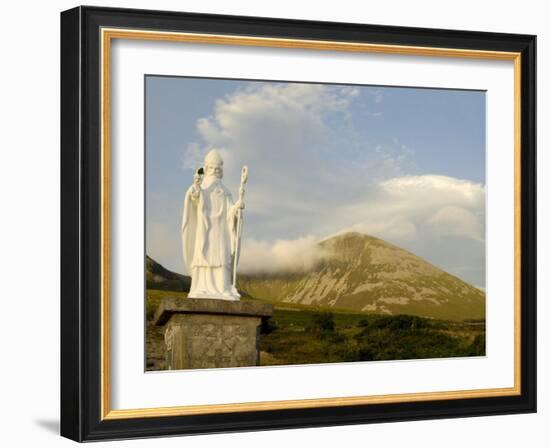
[154,297,273,370]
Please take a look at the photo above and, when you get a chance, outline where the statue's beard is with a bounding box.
[203,173,222,186]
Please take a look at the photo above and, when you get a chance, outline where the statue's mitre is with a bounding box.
[204,149,223,166]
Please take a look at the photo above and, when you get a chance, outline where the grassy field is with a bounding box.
[145,289,485,371]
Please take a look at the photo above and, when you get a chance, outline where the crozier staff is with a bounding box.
[232,165,248,288]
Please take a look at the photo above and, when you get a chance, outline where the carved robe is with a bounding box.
[181,175,240,300]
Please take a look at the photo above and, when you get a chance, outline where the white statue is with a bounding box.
[181,149,248,301]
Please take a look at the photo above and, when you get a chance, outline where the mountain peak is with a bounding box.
[239,232,485,321]
[321,231,379,245]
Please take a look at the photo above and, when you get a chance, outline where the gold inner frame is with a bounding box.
[100,28,522,420]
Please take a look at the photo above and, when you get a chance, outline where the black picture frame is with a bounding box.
[61,5,536,442]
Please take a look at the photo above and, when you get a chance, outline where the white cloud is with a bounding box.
[381,175,484,209]
[428,205,483,241]
[239,236,330,274]
[183,82,409,228]
[337,175,485,243]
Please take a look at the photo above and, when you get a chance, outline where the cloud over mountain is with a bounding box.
[238,236,330,274]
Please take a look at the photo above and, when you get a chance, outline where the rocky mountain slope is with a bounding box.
[238,232,485,321]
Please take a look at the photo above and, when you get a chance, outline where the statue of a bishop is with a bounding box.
[181,149,244,300]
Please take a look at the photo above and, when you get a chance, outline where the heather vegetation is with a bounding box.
[258,308,485,366]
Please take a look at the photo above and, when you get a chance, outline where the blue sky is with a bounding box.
[146,76,486,288]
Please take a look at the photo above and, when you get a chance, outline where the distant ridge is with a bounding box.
[146,255,190,292]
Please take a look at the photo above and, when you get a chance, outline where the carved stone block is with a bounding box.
[154,297,273,370]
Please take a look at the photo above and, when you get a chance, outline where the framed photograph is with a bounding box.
[60,6,536,441]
